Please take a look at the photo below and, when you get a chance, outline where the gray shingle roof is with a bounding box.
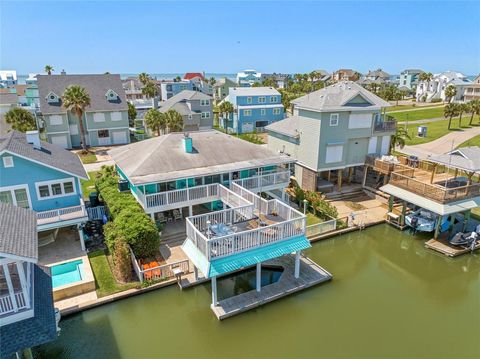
[292,81,391,111]
[0,93,18,105]
[159,90,212,113]
[109,130,294,185]
[0,202,38,261]
[428,146,480,172]
[265,116,304,138]
[37,74,128,114]
[0,131,88,179]
[228,87,281,97]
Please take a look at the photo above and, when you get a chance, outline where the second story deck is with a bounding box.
[36,198,88,230]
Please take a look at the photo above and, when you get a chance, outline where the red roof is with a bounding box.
[184,72,204,80]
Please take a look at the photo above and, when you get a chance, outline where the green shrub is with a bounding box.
[431,98,442,103]
[96,166,160,259]
[293,185,338,220]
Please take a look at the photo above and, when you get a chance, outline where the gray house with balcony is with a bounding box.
[158,90,213,131]
[266,82,395,192]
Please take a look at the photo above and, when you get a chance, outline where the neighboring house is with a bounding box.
[236,69,262,87]
[363,69,390,84]
[0,70,17,88]
[221,87,284,134]
[37,74,130,148]
[261,73,291,89]
[398,69,424,90]
[331,69,360,83]
[184,72,205,81]
[160,80,195,100]
[416,71,472,102]
[464,74,480,102]
[0,130,89,248]
[0,203,58,357]
[184,73,212,95]
[0,93,19,136]
[122,77,147,101]
[266,81,395,192]
[213,77,236,104]
[158,90,213,131]
[108,130,308,309]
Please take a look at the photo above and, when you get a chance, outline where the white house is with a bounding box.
[416,71,472,102]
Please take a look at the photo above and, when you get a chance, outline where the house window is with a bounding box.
[244,110,252,116]
[325,145,343,163]
[201,112,210,118]
[258,97,266,103]
[0,186,30,209]
[330,114,339,126]
[200,99,210,106]
[111,112,122,121]
[2,156,13,168]
[35,178,76,200]
[93,113,106,122]
[247,97,252,104]
[49,115,63,126]
[261,109,266,116]
[188,114,193,120]
[69,124,79,135]
[273,108,281,115]
[180,85,187,90]
[270,96,278,102]
[98,129,109,138]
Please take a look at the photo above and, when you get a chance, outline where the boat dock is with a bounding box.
[211,255,332,320]
[425,237,480,257]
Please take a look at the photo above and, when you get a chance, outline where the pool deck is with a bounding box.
[210,255,332,320]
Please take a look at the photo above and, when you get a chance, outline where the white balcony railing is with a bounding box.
[232,170,290,192]
[0,291,28,316]
[36,199,87,226]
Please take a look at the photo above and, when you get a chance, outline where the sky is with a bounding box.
[1,0,479,75]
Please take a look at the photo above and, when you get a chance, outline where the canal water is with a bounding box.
[35,225,480,359]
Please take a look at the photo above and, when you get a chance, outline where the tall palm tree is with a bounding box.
[457,103,468,127]
[444,84,457,103]
[468,99,480,125]
[390,126,410,153]
[44,65,54,75]
[219,101,234,131]
[142,82,158,98]
[165,110,183,132]
[62,85,91,151]
[138,73,150,85]
[144,109,166,136]
[444,103,459,130]
[209,76,216,86]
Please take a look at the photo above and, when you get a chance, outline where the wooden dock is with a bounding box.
[211,255,332,320]
[425,237,480,257]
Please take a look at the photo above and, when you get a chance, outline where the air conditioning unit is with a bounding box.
[118,179,129,192]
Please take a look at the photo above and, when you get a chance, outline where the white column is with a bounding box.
[16,262,30,308]
[150,212,155,220]
[281,190,286,202]
[78,226,86,251]
[294,251,301,279]
[188,206,193,217]
[194,266,198,281]
[3,264,18,312]
[211,276,218,307]
[256,262,261,292]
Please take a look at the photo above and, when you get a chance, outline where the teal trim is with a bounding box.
[209,235,310,277]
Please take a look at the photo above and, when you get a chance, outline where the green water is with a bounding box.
[36,225,480,359]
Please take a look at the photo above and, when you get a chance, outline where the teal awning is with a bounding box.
[182,235,311,278]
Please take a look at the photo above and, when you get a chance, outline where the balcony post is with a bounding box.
[211,276,218,307]
[2,264,18,313]
[78,224,86,251]
[16,262,30,308]
[256,262,261,292]
[294,251,301,279]
[189,206,193,217]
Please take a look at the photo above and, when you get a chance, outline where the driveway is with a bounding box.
[83,159,115,172]
[397,126,480,159]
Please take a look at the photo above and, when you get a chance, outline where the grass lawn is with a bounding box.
[401,118,474,146]
[88,250,139,298]
[78,152,98,164]
[387,103,444,112]
[306,213,323,226]
[81,171,98,199]
[390,106,446,122]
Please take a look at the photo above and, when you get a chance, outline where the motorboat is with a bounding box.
[405,209,448,233]
[449,225,480,247]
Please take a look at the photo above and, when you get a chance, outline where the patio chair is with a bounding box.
[173,209,183,220]
[157,212,167,224]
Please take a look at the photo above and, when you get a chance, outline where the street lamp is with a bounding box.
[303,199,308,215]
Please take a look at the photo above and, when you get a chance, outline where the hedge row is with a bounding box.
[95,167,159,258]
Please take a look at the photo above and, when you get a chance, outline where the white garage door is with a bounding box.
[112,131,127,144]
[50,135,69,148]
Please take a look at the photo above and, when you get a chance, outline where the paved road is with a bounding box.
[397,126,480,159]
[83,159,115,172]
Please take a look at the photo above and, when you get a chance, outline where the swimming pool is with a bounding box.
[51,259,84,288]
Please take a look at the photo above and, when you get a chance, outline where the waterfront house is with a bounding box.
[464,74,480,102]
[331,69,360,83]
[0,130,89,248]
[398,69,424,90]
[236,69,262,87]
[37,74,130,148]
[266,81,394,192]
[158,90,213,131]
[261,73,291,89]
[122,77,148,101]
[160,80,195,100]
[213,77,236,105]
[0,70,17,88]
[109,130,313,310]
[415,71,472,103]
[220,87,284,134]
[0,203,58,357]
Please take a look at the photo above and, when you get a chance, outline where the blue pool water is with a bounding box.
[51,259,84,288]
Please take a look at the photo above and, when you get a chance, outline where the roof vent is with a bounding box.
[26,130,41,150]
[183,133,193,153]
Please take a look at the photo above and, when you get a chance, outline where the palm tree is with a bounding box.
[62,85,91,152]
[44,65,54,75]
[390,126,410,153]
[127,102,137,127]
[142,82,158,98]
[144,109,166,136]
[444,103,459,130]
[419,72,433,83]
[165,110,183,132]
[138,73,150,85]
[174,76,181,83]
[5,108,37,132]
[468,99,480,125]
[444,84,457,103]
[457,103,468,127]
[219,101,234,131]
[209,77,216,86]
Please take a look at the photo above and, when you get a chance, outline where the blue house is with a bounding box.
[0,131,89,248]
[236,69,262,87]
[160,80,195,100]
[221,87,285,134]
